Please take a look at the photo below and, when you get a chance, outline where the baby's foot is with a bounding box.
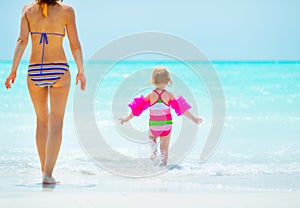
[159,162,167,168]
[149,139,158,159]
[150,152,157,160]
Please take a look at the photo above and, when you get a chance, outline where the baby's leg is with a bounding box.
[148,131,158,159]
[160,132,171,166]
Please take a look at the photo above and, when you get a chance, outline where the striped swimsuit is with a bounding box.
[149,90,172,138]
[28,32,69,87]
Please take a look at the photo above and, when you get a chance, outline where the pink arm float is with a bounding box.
[169,96,191,116]
[128,95,150,116]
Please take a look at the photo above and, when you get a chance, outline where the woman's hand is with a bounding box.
[76,72,86,91]
[5,71,17,89]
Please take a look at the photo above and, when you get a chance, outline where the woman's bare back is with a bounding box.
[24,3,73,64]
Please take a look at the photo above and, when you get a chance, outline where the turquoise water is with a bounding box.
[0,61,299,192]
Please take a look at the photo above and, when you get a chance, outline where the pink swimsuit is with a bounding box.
[149,90,172,138]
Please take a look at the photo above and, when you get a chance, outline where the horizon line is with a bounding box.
[1,59,300,63]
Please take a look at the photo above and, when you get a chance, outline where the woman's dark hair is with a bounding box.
[36,0,63,5]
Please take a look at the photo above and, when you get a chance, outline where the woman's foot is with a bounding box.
[42,176,57,184]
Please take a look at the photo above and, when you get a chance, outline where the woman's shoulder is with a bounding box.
[22,3,36,13]
[60,3,75,13]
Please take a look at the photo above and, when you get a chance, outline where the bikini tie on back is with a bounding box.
[41,3,48,17]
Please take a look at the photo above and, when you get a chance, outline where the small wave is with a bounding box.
[178,162,300,177]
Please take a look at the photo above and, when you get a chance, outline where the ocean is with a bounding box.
[0,60,299,193]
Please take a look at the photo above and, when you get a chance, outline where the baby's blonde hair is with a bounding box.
[151,66,172,85]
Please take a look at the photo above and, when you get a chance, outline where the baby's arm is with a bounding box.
[183,111,203,124]
[119,94,150,125]
[169,93,203,124]
[119,113,134,125]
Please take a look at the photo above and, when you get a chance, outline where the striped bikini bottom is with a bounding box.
[28,63,69,87]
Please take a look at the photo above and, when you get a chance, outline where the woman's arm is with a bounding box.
[5,6,29,89]
[66,6,86,90]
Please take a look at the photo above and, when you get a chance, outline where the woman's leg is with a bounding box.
[27,76,49,173]
[159,132,171,166]
[43,71,70,178]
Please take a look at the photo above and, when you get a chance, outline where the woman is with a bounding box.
[5,0,86,184]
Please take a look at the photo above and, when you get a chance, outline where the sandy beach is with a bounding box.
[1,191,300,208]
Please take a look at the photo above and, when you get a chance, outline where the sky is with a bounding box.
[0,0,299,61]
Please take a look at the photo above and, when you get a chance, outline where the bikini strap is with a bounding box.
[152,89,169,106]
[30,32,65,36]
[153,89,166,99]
